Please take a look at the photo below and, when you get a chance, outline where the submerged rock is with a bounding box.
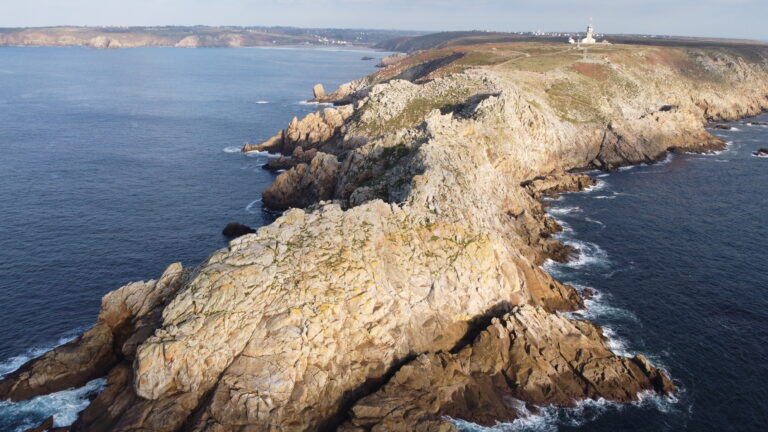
[754,147,768,157]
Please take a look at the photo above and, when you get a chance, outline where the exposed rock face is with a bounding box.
[250,107,353,157]
[341,305,674,431]
[2,42,768,432]
[262,152,341,210]
[313,83,326,99]
[0,263,183,403]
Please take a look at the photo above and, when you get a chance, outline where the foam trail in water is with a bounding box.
[583,180,607,192]
[0,330,85,378]
[0,378,106,432]
[298,100,333,107]
[245,198,262,213]
[547,206,582,216]
[223,146,242,153]
[255,100,269,104]
[244,150,281,159]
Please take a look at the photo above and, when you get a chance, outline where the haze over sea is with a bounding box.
[0,46,384,430]
[0,46,767,432]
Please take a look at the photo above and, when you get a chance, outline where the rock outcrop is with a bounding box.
[3,41,768,432]
[0,263,183,403]
[754,147,768,157]
[341,305,674,431]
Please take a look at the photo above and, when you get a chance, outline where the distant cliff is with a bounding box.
[0,26,420,49]
[3,36,768,432]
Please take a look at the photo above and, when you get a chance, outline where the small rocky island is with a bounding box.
[4,34,768,431]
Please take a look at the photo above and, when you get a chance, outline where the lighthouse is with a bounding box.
[581,22,596,44]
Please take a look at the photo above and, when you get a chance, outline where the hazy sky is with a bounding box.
[3,0,766,41]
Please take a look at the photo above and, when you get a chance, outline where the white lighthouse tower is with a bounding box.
[581,20,596,44]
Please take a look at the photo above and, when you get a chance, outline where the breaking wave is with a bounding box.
[450,389,681,432]
[0,330,85,379]
[223,146,242,153]
[0,378,106,432]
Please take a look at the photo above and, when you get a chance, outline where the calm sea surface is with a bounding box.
[0,46,384,430]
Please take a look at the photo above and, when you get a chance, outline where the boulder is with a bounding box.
[222,222,256,238]
[313,83,326,99]
[753,147,768,157]
[262,152,340,210]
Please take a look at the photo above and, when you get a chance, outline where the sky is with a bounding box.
[2,0,766,41]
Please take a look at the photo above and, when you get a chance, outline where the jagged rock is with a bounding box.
[263,147,318,171]
[713,124,733,130]
[342,305,674,431]
[313,83,326,99]
[222,222,256,237]
[24,416,53,432]
[262,152,340,210]
[522,173,597,199]
[0,263,183,402]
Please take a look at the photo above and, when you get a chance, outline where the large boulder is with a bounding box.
[262,152,340,210]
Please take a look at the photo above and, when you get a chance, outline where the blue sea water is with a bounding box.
[457,121,768,432]
[0,46,384,431]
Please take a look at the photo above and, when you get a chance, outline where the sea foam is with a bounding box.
[0,378,106,432]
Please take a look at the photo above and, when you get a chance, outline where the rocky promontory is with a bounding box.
[4,37,768,431]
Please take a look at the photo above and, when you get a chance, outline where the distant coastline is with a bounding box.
[0,26,422,49]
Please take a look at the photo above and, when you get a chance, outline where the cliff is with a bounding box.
[0,26,417,49]
[4,39,768,432]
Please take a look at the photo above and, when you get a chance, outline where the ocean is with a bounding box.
[0,46,385,431]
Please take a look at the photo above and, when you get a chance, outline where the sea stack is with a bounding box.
[313,83,326,99]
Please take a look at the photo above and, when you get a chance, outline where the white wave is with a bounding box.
[245,198,262,214]
[0,331,83,378]
[223,146,242,153]
[559,239,610,269]
[298,100,333,107]
[597,173,610,178]
[592,195,616,200]
[618,165,636,171]
[0,378,106,432]
[584,217,605,227]
[255,100,269,104]
[547,206,582,216]
[583,180,607,192]
[601,327,634,357]
[276,169,286,173]
[244,150,281,159]
[753,153,768,158]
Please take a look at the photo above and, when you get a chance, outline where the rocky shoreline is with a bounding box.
[3,40,768,431]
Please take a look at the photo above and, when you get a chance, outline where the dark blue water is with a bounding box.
[527,120,768,432]
[0,46,384,430]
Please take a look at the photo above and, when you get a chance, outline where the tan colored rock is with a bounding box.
[262,152,340,210]
[343,305,674,431]
[0,263,183,402]
[313,83,326,99]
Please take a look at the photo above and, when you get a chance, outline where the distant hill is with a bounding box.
[376,30,768,52]
[0,26,425,49]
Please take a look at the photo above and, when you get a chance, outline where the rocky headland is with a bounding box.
[4,36,768,431]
